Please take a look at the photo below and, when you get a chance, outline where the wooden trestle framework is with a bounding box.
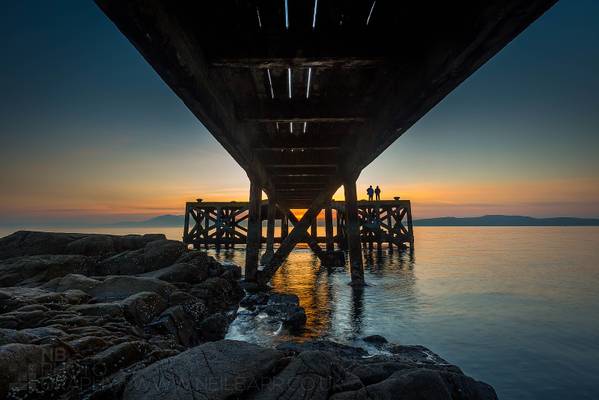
[97,0,556,285]
[183,199,414,251]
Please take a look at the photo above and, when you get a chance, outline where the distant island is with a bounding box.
[413,215,599,226]
[106,214,599,227]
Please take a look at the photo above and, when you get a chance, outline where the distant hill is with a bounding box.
[107,214,599,228]
[110,215,185,227]
[413,215,599,226]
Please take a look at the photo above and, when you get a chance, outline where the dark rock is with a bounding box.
[68,335,110,356]
[96,240,185,275]
[277,340,368,359]
[141,262,209,284]
[85,341,148,377]
[122,340,284,400]
[0,328,37,345]
[330,368,497,400]
[0,231,166,260]
[72,303,124,318]
[141,240,186,271]
[0,343,45,398]
[0,255,95,286]
[240,292,269,308]
[42,273,100,292]
[253,350,341,400]
[191,277,243,312]
[65,235,116,256]
[88,276,178,302]
[197,312,231,341]
[167,290,197,306]
[260,303,307,330]
[121,291,167,326]
[363,334,388,345]
[0,231,83,260]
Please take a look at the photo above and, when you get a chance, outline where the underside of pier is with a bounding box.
[96,0,556,284]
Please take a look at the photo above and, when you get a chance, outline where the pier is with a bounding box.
[97,0,555,284]
[183,199,414,253]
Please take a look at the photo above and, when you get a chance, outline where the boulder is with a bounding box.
[121,292,167,326]
[96,240,185,275]
[252,350,340,400]
[329,369,497,400]
[260,303,307,331]
[0,328,37,345]
[191,277,243,312]
[65,235,116,256]
[197,312,231,342]
[88,276,178,302]
[141,262,209,284]
[0,255,95,286]
[0,231,82,260]
[362,334,388,345]
[42,273,100,293]
[85,341,148,377]
[122,340,284,400]
[277,340,368,359]
[142,240,186,270]
[72,303,124,318]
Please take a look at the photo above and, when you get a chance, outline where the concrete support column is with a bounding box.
[344,178,365,285]
[325,204,334,252]
[245,180,262,282]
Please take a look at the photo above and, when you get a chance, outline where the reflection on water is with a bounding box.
[209,227,599,400]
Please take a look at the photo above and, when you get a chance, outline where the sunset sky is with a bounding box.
[1,0,598,225]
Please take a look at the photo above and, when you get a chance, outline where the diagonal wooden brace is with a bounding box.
[284,209,326,261]
[259,187,336,283]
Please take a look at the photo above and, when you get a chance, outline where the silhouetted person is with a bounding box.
[375,185,381,201]
[367,185,374,201]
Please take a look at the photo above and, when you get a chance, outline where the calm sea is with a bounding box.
[1,226,598,399]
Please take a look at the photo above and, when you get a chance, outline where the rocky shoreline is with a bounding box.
[0,231,497,399]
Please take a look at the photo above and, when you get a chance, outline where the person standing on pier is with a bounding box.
[367,185,374,201]
[375,185,381,201]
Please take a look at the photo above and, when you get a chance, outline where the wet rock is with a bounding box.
[363,334,388,345]
[277,340,368,359]
[260,303,307,331]
[20,326,66,340]
[121,292,167,326]
[122,340,284,400]
[141,262,208,284]
[240,292,269,308]
[88,276,178,302]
